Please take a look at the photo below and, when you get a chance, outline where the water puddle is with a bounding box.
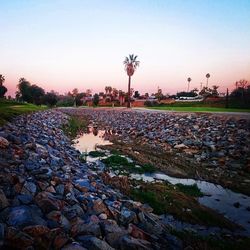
[73,126,113,153]
[131,172,250,234]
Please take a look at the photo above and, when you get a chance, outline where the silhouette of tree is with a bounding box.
[206,73,210,87]
[0,74,7,98]
[93,93,99,106]
[123,54,140,108]
[187,77,192,92]
[44,91,58,106]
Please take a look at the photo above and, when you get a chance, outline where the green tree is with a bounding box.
[30,84,45,105]
[123,54,140,108]
[44,91,58,106]
[93,93,99,106]
[17,78,32,102]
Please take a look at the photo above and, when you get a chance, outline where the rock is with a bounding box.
[21,181,37,195]
[99,213,108,220]
[0,189,9,209]
[71,221,101,237]
[99,219,127,247]
[0,136,9,148]
[7,205,46,228]
[91,198,109,215]
[120,208,136,225]
[62,243,88,250]
[6,226,34,248]
[76,235,114,250]
[35,191,64,213]
[23,225,50,236]
[17,194,33,204]
[117,235,152,250]
[174,144,188,149]
[0,223,4,247]
[233,202,241,208]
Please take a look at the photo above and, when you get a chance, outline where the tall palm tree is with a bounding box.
[187,77,191,92]
[206,73,210,88]
[123,54,140,108]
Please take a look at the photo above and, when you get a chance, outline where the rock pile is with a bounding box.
[62,109,250,178]
[0,110,181,249]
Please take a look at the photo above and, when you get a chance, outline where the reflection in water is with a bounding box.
[74,126,113,152]
[131,172,250,233]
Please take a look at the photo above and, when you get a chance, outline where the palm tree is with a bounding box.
[123,54,140,108]
[206,73,210,88]
[187,77,191,92]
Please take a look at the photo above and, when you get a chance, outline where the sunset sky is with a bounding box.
[1,0,250,96]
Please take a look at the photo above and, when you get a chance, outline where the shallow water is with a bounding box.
[74,132,250,235]
[73,126,112,153]
[131,172,250,234]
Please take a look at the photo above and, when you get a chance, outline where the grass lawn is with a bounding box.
[0,99,47,126]
[145,106,250,112]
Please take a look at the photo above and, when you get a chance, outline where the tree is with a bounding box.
[230,79,250,108]
[155,87,163,101]
[0,75,5,86]
[134,90,140,98]
[30,84,45,105]
[123,54,140,108]
[93,93,99,106]
[0,75,7,98]
[44,91,58,106]
[187,77,191,92]
[206,73,210,88]
[17,78,32,102]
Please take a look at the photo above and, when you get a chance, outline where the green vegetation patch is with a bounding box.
[175,183,203,197]
[172,230,250,250]
[88,150,106,157]
[62,115,88,138]
[131,189,166,214]
[0,99,47,126]
[129,181,238,230]
[102,155,156,174]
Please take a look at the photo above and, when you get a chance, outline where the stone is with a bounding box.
[35,191,64,213]
[7,205,46,228]
[0,136,9,148]
[21,181,37,194]
[62,243,88,250]
[6,226,34,248]
[71,221,101,237]
[98,213,108,220]
[119,208,137,225]
[76,235,114,250]
[23,225,50,236]
[117,235,152,250]
[0,189,9,209]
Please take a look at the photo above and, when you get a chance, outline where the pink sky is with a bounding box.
[1,0,250,97]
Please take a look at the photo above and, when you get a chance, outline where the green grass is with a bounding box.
[102,155,156,174]
[175,183,203,197]
[145,106,250,112]
[62,115,88,138]
[130,189,166,214]
[88,150,106,157]
[0,99,47,126]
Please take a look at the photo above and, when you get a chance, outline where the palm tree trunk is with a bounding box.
[127,76,131,108]
[206,78,208,88]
